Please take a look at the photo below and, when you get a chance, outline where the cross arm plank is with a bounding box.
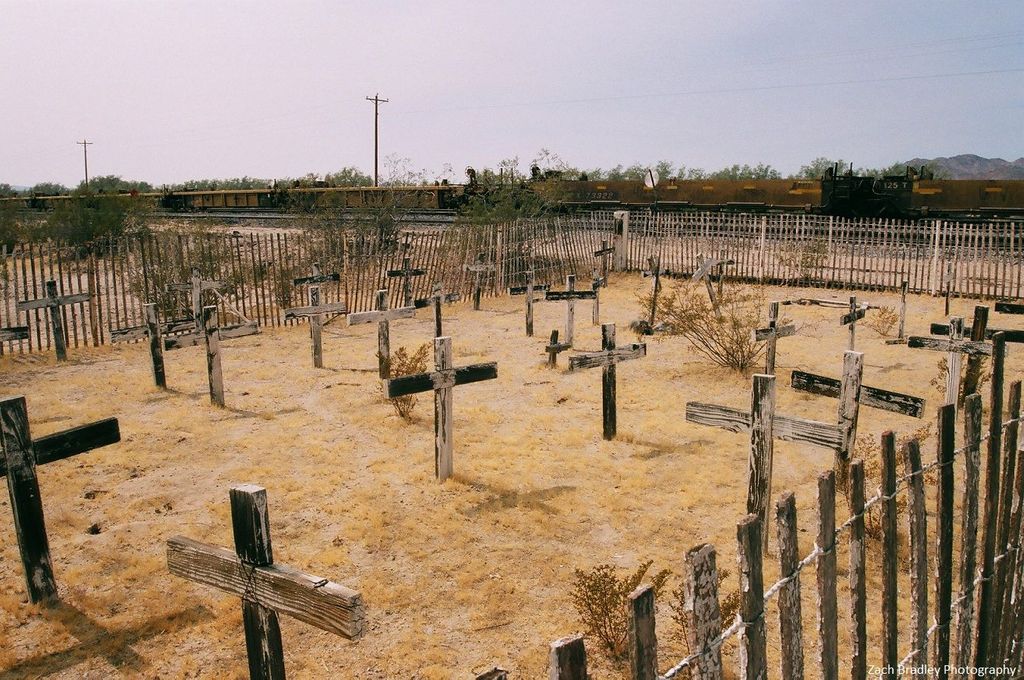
[166,280,228,293]
[691,257,734,282]
[685,402,843,450]
[791,370,925,418]
[594,245,615,256]
[293,273,340,286]
[414,293,460,308]
[164,322,259,350]
[166,536,364,639]
[284,302,348,319]
[0,418,120,479]
[385,363,498,399]
[0,326,30,341]
[347,306,416,326]
[840,308,867,325]
[545,289,597,301]
[752,324,796,342]
[17,292,90,311]
[509,284,551,295]
[386,267,426,277]
[907,336,992,356]
[568,344,646,370]
[929,323,1024,343]
[110,325,148,342]
[994,301,1024,315]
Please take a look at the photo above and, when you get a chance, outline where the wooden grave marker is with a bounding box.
[839,296,868,350]
[383,336,497,481]
[594,239,614,279]
[167,484,365,679]
[0,325,29,356]
[166,267,230,326]
[465,253,495,311]
[643,255,664,326]
[1,396,120,603]
[387,255,426,308]
[16,280,91,361]
[692,252,735,308]
[285,264,345,368]
[546,329,572,368]
[414,282,461,338]
[568,323,647,440]
[907,316,992,407]
[508,270,550,337]
[591,268,606,326]
[752,300,796,375]
[592,236,613,327]
[347,289,416,379]
[109,303,168,388]
[884,280,910,345]
[544,274,596,346]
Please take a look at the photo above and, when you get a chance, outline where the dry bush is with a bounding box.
[670,568,740,658]
[379,343,430,420]
[849,424,932,540]
[778,239,828,280]
[930,356,990,406]
[865,305,899,337]
[570,561,671,659]
[641,283,767,372]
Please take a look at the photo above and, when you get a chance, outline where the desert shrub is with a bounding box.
[778,239,828,280]
[570,561,671,659]
[930,356,990,406]
[670,568,740,657]
[641,282,768,372]
[381,343,430,420]
[865,305,899,337]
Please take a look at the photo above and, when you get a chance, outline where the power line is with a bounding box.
[365,93,389,186]
[76,139,93,188]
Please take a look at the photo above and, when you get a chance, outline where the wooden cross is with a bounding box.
[1,396,120,603]
[908,316,992,407]
[167,484,365,679]
[885,281,910,345]
[508,270,550,337]
[16,280,90,361]
[166,267,229,324]
[593,239,614,278]
[286,264,345,368]
[591,268,606,326]
[839,296,869,350]
[465,253,495,311]
[546,329,572,368]
[692,253,734,307]
[643,255,664,325]
[383,336,498,481]
[347,290,416,379]
[568,323,647,440]
[414,282,461,338]
[109,303,167,388]
[387,256,426,308]
[544,274,595,346]
[752,301,796,375]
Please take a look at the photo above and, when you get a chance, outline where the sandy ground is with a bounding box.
[1,275,1020,679]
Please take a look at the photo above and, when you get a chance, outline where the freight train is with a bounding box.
[4,166,1023,219]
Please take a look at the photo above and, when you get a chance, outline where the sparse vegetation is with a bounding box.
[930,356,990,406]
[381,343,431,420]
[865,305,900,337]
[849,424,932,540]
[670,568,740,657]
[778,240,828,280]
[570,561,671,659]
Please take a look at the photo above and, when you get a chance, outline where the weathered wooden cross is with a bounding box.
[166,267,230,325]
[692,253,734,307]
[839,296,870,350]
[347,290,416,379]
[383,336,498,481]
[544,274,596,346]
[1,396,120,603]
[752,301,796,375]
[593,239,614,279]
[591,268,606,326]
[908,316,992,407]
[568,323,647,440]
[465,253,495,311]
[884,281,910,345]
[285,264,345,368]
[508,270,550,337]
[167,484,365,679]
[414,282,461,338]
[593,238,615,323]
[16,280,90,361]
[546,329,572,368]
[387,255,426,308]
[643,255,664,326]
[109,303,167,388]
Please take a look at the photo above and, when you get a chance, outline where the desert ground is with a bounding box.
[1,273,1020,679]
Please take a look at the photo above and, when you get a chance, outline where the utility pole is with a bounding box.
[365,93,388,187]
[77,139,93,188]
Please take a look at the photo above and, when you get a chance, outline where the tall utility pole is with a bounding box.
[365,93,388,187]
[77,139,93,188]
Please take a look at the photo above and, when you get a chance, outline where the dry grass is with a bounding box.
[1,274,1020,678]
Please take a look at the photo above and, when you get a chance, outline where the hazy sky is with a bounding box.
[2,1,1022,187]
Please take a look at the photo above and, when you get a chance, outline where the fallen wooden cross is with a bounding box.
[414,283,460,338]
[1,396,120,603]
[167,484,365,679]
[752,301,796,375]
[568,323,647,440]
[546,330,572,368]
[286,264,345,368]
[383,336,497,481]
[387,255,426,308]
[16,280,90,361]
[109,303,167,388]
[347,290,416,379]
[907,316,992,407]
[509,270,550,337]
[465,253,496,311]
[544,274,596,346]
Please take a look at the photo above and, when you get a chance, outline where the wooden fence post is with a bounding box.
[932,403,956,677]
[905,438,929,667]
[776,492,805,679]
[881,431,899,670]
[627,584,657,680]
[995,386,1024,666]
[955,393,983,667]
[816,469,839,680]
[849,460,867,680]
[737,513,766,680]
[548,635,587,680]
[989,379,1020,652]
[685,543,723,680]
[962,306,990,398]
[748,375,775,554]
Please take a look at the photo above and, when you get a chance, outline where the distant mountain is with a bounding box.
[903,154,1024,180]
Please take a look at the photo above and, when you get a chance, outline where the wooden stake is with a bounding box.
[880,431,899,669]
[626,584,657,680]
[568,323,646,440]
[816,470,838,680]
[748,374,775,552]
[737,513,766,679]
[954,393,983,667]
[905,438,930,667]
[932,403,956,677]
[548,635,587,680]
[849,460,867,679]
[685,543,722,679]
[144,303,166,388]
[776,492,805,680]
[434,337,453,481]
[202,305,225,407]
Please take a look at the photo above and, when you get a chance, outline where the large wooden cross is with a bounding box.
[908,316,992,407]
[568,323,647,440]
[1,396,120,603]
[17,280,90,361]
[383,336,498,481]
[544,274,596,346]
[347,290,416,379]
[509,270,550,337]
[109,303,167,388]
[387,255,426,308]
[285,264,345,368]
[166,267,230,325]
[167,484,365,679]
[414,282,461,338]
[465,253,495,311]
[752,301,796,375]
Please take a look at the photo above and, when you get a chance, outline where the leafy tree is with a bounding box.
[324,167,372,187]
[44,190,151,247]
[0,183,21,197]
[30,182,69,196]
[795,157,849,179]
[708,163,781,180]
[77,175,154,194]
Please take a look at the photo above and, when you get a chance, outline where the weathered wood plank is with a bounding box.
[543,289,597,301]
[163,322,259,350]
[954,393,983,667]
[284,301,349,319]
[601,324,617,440]
[849,460,867,680]
[568,344,646,371]
[109,325,148,343]
[737,513,767,679]
[791,369,925,418]
[293,272,340,286]
[928,322,1024,343]
[509,284,550,296]
[905,438,929,667]
[752,323,795,342]
[748,375,775,552]
[685,402,843,449]
[906,335,991,356]
[816,470,839,680]
[166,536,365,639]
[988,379,1019,657]
[145,303,166,388]
[202,306,225,407]
[880,432,899,669]
[346,306,416,325]
[994,301,1024,314]
[776,492,804,680]
[17,291,90,311]
[0,326,30,342]
[685,543,723,679]
[384,363,498,399]
[932,403,956,676]
[548,635,587,680]
[626,584,658,680]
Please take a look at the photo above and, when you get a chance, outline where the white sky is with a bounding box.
[2,1,1022,186]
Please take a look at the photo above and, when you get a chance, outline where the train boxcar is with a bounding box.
[547,178,820,212]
